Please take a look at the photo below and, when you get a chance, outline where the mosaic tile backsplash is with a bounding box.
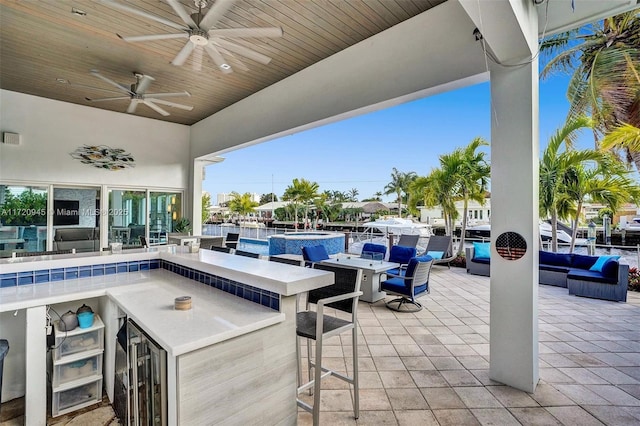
[0,258,279,311]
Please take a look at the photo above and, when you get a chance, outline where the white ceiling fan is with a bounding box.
[103,0,283,73]
[83,70,194,116]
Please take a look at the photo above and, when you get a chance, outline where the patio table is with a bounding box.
[320,256,399,303]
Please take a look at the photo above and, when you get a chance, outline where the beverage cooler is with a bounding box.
[114,318,167,425]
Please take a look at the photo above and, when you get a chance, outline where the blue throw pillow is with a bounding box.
[473,242,490,260]
[589,255,620,272]
[427,251,444,260]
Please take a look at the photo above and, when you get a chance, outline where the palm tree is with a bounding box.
[539,117,600,252]
[541,9,640,167]
[411,168,458,236]
[450,138,490,256]
[347,188,359,202]
[561,156,640,252]
[600,123,640,155]
[384,167,417,217]
[282,178,319,229]
[227,192,259,216]
[201,193,211,223]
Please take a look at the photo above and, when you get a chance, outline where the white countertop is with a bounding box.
[0,248,335,357]
[164,249,333,296]
[107,272,284,357]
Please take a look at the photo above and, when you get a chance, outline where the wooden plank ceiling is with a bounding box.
[0,0,445,125]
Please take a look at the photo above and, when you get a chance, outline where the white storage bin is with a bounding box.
[52,376,103,417]
[53,314,104,360]
[52,350,103,388]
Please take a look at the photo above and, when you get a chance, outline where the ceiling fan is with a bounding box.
[83,70,194,116]
[103,0,283,73]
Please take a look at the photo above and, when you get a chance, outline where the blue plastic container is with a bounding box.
[77,312,94,329]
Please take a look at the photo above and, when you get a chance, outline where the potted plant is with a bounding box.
[173,218,192,234]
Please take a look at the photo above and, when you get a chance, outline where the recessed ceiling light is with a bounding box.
[71,8,87,17]
[56,78,68,84]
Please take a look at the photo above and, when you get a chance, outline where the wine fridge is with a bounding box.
[114,319,167,425]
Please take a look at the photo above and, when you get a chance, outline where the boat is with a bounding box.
[466,222,588,246]
[348,218,432,255]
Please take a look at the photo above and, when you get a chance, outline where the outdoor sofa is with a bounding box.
[539,250,628,302]
[466,244,629,302]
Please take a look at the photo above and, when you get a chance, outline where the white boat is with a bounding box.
[348,218,432,255]
[467,222,588,246]
[238,221,265,228]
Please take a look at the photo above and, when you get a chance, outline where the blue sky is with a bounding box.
[203,71,588,204]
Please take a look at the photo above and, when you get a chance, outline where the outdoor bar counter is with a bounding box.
[0,247,333,425]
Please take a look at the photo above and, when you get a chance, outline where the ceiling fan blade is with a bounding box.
[208,27,283,39]
[66,82,124,95]
[90,70,134,94]
[172,42,196,66]
[199,0,237,30]
[149,98,194,111]
[165,0,197,28]
[117,33,188,42]
[142,100,170,116]
[134,74,155,95]
[144,91,191,99]
[204,44,233,74]
[214,39,272,65]
[85,96,131,102]
[100,0,188,31]
[127,99,139,114]
[192,46,203,72]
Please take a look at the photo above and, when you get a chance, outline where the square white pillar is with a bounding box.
[489,59,539,393]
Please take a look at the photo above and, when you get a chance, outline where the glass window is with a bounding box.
[109,190,146,247]
[150,192,182,244]
[0,185,48,257]
[51,187,101,253]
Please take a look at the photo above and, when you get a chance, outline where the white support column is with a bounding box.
[25,305,47,426]
[191,161,204,236]
[489,55,540,393]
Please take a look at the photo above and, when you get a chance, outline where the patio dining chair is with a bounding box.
[361,243,387,260]
[381,255,433,312]
[301,245,330,267]
[386,245,417,275]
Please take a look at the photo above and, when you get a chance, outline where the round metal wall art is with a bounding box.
[495,232,527,260]
[70,145,135,170]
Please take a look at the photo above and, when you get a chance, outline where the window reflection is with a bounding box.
[109,190,146,247]
[150,192,182,244]
[0,185,48,257]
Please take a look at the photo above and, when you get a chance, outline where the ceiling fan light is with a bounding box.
[220,63,231,70]
[189,30,209,46]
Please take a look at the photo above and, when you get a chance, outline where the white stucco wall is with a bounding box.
[0,90,190,190]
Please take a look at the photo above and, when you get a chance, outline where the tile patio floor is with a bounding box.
[297,266,640,425]
[4,266,640,425]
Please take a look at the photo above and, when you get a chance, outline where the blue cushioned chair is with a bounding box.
[381,255,433,312]
[302,245,330,266]
[361,243,387,259]
[387,245,417,275]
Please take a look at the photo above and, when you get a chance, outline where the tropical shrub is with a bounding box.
[628,267,640,292]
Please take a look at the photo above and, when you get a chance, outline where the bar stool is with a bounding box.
[296,263,362,425]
